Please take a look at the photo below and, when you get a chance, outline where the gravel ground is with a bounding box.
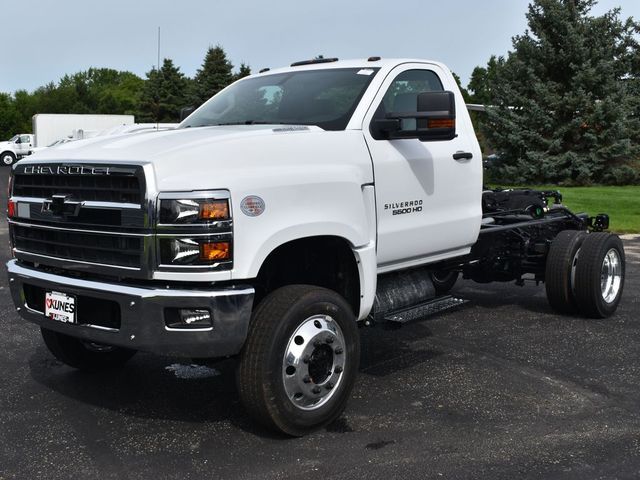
[0,167,638,480]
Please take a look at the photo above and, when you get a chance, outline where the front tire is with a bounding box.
[1,151,16,166]
[237,285,360,436]
[41,328,136,372]
[574,233,625,318]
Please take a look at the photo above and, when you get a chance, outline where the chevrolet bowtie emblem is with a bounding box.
[42,194,83,217]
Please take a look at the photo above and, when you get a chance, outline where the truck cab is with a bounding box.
[1,134,34,165]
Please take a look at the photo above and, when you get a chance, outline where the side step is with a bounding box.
[383,295,468,324]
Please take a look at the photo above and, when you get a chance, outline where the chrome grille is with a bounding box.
[9,163,149,276]
[12,224,143,269]
[12,164,144,204]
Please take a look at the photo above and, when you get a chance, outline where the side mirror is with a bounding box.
[14,137,21,144]
[372,91,456,141]
[416,91,456,141]
[180,106,196,122]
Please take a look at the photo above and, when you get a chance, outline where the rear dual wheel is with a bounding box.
[574,233,625,318]
[545,230,587,314]
[546,231,625,318]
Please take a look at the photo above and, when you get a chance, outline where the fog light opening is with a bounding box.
[165,308,213,329]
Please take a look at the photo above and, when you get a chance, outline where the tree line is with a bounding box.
[0,46,248,138]
[0,0,638,185]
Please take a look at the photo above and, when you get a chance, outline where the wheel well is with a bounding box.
[254,236,361,317]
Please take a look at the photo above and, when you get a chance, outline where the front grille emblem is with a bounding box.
[42,194,83,217]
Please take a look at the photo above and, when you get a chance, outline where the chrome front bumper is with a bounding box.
[7,260,254,358]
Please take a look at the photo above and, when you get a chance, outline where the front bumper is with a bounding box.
[7,260,254,358]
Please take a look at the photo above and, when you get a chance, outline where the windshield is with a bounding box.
[180,67,379,131]
[47,139,70,147]
[8,135,18,142]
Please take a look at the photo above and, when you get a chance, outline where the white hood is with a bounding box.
[19,125,373,192]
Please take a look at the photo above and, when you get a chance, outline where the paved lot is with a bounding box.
[0,166,639,479]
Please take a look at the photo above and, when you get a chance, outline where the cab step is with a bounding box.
[383,295,468,324]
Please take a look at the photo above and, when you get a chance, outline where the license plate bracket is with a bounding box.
[45,291,77,324]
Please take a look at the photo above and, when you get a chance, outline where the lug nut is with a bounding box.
[314,340,322,347]
[303,375,311,384]
[335,366,343,374]
[326,336,334,344]
[312,386,321,394]
[303,355,310,364]
[326,382,334,390]
[334,347,343,355]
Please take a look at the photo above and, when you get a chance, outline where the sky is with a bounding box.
[1,0,639,94]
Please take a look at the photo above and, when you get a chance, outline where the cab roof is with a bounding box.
[256,58,447,76]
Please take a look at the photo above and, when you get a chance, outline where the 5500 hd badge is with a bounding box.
[384,199,424,216]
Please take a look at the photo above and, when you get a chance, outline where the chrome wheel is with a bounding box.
[2,153,15,165]
[282,314,346,411]
[601,248,622,304]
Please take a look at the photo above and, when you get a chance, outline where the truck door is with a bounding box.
[17,135,32,156]
[362,63,482,271]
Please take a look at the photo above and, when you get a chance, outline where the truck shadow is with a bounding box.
[26,322,447,437]
[358,323,445,377]
[27,348,245,423]
[455,281,555,316]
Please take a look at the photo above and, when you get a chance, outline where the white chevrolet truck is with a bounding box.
[7,58,625,436]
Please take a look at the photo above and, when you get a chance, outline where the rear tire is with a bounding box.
[237,285,360,437]
[574,233,625,318]
[41,328,136,372]
[545,230,587,314]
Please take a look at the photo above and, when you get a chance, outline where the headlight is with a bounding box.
[160,198,230,224]
[157,191,233,270]
[159,238,231,265]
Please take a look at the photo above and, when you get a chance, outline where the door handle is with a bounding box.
[453,151,473,160]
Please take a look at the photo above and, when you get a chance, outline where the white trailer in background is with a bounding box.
[32,114,135,147]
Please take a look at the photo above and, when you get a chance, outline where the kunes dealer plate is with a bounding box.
[45,291,76,323]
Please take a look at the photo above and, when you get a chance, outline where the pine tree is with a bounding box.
[479,0,640,185]
[235,63,251,81]
[191,46,234,107]
[138,58,188,122]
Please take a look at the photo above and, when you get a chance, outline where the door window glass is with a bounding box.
[375,69,444,131]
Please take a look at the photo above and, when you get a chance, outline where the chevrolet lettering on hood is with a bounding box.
[22,165,111,175]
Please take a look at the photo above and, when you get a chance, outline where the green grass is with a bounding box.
[502,186,640,234]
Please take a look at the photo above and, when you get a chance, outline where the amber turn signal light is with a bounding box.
[199,200,229,220]
[427,118,455,129]
[200,242,230,261]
